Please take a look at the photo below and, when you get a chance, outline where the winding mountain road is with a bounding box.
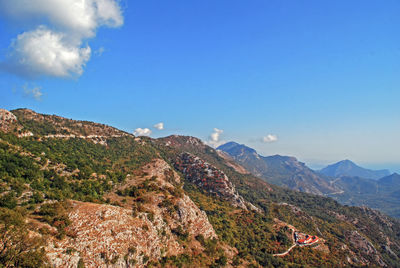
[273,243,297,257]
[273,229,297,257]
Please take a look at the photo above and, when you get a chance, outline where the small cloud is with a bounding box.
[133,128,152,137]
[206,128,225,148]
[95,47,105,56]
[211,128,223,142]
[23,84,43,101]
[262,134,278,143]
[154,122,164,130]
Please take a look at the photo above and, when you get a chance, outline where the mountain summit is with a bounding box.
[319,160,390,180]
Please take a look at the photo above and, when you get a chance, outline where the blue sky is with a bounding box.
[1,0,399,172]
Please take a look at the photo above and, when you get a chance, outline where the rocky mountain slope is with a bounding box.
[217,141,338,195]
[159,135,400,267]
[217,142,400,219]
[173,152,257,211]
[8,108,131,145]
[0,108,399,267]
[0,109,17,132]
[46,158,217,267]
[319,159,391,180]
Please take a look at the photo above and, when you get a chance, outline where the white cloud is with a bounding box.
[23,84,43,100]
[153,122,164,130]
[206,128,225,148]
[0,0,123,39]
[5,26,91,78]
[133,128,152,137]
[262,134,278,143]
[0,0,123,78]
[210,128,223,142]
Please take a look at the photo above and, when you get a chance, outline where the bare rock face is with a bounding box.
[346,230,386,267]
[0,109,17,121]
[47,201,178,267]
[173,194,217,239]
[0,109,17,132]
[174,153,257,210]
[133,159,217,241]
[46,158,217,267]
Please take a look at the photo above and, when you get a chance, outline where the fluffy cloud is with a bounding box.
[0,0,123,39]
[0,0,123,78]
[153,122,164,130]
[5,26,91,78]
[262,134,278,143]
[206,128,225,148]
[23,84,43,100]
[133,128,152,137]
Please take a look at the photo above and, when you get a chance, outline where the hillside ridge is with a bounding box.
[217,141,339,195]
[0,108,399,267]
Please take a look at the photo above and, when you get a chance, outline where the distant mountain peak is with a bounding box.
[379,172,400,182]
[218,141,256,153]
[341,159,354,164]
[320,160,391,180]
[219,141,240,147]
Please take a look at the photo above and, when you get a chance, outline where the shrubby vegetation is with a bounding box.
[0,132,157,203]
[155,135,400,267]
[0,208,47,267]
[0,113,399,267]
[184,182,305,266]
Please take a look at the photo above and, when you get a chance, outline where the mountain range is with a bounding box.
[319,159,391,180]
[217,141,339,195]
[0,108,399,267]
[218,141,400,219]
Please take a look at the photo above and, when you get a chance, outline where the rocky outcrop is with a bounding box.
[163,135,205,148]
[11,108,131,139]
[174,153,257,210]
[173,194,217,239]
[126,158,217,240]
[0,108,17,132]
[346,230,386,266]
[42,133,126,145]
[0,109,17,122]
[46,159,217,267]
[47,201,179,267]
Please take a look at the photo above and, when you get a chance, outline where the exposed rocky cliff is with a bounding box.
[0,108,18,132]
[174,153,257,211]
[46,158,217,267]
